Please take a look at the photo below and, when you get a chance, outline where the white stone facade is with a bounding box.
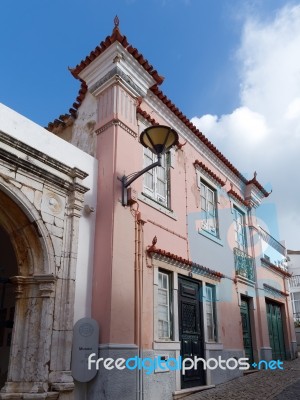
[0,104,97,399]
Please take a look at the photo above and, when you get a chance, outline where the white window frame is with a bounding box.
[233,206,247,252]
[143,147,169,207]
[292,292,300,316]
[199,179,218,236]
[205,285,217,342]
[158,271,171,339]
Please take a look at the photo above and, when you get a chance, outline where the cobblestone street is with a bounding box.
[185,356,300,400]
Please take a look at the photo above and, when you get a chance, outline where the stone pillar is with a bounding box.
[0,275,57,398]
[48,190,85,399]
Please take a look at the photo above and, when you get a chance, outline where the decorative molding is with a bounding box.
[194,160,226,187]
[148,248,224,281]
[10,274,57,299]
[261,258,291,277]
[263,283,289,298]
[227,184,249,208]
[95,118,137,138]
[0,131,89,194]
[90,66,144,97]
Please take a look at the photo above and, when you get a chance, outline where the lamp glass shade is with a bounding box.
[140,126,179,155]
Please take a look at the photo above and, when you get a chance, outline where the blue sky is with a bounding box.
[0,0,286,125]
[1,0,300,249]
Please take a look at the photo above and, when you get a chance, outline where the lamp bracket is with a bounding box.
[121,154,162,206]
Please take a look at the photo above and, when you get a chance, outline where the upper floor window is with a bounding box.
[200,180,218,236]
[143,147,169,207]
[291,292,300,319]
[233,207,247,251]
[206,285,217,342]
[158,271,171,339]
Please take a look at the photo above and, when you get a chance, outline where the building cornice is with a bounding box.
[263,283,289,298]
[193,160,226,187]
[0,130,89,194]
[261,258,291,278]
[147,247,224,281]
[70,21,164,86]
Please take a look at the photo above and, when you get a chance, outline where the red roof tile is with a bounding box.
[148,247,224,279]
[247,172,270,197]
[46,79,87,132]
[137,107,159,126]
[46,22,273,200]
[227,185,249,207]
[150,85,269,198]
[70,22,164,85]
[194,160,226,187]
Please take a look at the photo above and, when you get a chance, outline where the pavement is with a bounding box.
[185,356,300,400]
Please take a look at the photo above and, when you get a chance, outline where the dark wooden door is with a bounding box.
[240,298,253,364]
[266,301,286,360]
[178,277,205,388]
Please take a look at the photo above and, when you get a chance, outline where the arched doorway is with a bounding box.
[0,226,18,389]
[0,186,56,395]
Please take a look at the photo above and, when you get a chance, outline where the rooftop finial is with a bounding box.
[114,15,120,28]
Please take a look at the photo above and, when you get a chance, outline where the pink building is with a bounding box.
[0,19,297,400]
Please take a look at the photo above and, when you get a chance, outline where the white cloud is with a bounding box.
[192,4,300,249]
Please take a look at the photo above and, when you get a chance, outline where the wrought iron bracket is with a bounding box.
[120,154,162,206]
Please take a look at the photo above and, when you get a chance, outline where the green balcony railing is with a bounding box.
[234,247,255,281]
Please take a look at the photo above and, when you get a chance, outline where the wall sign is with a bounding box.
[71,318,99,382]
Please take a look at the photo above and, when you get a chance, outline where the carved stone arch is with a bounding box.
[0,180,56,278]
[0,180,59,398]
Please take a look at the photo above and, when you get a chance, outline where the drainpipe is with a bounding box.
[134,212,140,400]
[137,212,145,400]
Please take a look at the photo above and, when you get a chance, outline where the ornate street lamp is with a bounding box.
[121,125,178,206]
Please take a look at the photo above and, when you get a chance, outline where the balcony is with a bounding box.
[290,275,300,288]
[257,226,286,258]
[234,247,255,281]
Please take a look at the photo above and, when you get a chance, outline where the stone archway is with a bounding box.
[0,226,18,389]
[0,187,57,397]
[0,134,89,399]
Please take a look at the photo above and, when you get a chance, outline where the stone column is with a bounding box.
[0,275,58,399]
[48,190,84,400]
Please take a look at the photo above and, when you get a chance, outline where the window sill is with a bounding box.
[204,342,224,350]
[138,193,177,220]
[236,275,255,287]
[153,340,181,350]
[198,228,223,246]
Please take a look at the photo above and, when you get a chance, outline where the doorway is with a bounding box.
[266,300,286,360]
[178,276,205,388]
[0,226,18,389]
[240,297,254,364]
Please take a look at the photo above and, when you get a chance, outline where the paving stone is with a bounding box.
[185,356,300,400]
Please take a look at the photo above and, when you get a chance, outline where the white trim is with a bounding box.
[138,193,177,220]
[98,343,138,349]
[204,342,224,350]
[153,341,181,350]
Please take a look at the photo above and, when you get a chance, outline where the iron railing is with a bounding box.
[234,247,255,281]
[257,226,286,256]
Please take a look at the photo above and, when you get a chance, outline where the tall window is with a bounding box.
[292,292,300,318]
[143,147,169,207]
[233,207,247,251]
[206,285,217,342]
[158,271,171,339]
[200,180,217,235]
